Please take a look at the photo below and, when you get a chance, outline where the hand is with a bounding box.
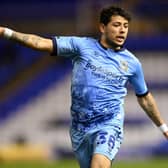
[0,26,5,36]
[163,131,168,139]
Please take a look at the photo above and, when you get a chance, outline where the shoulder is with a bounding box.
[62,36,96,47]
[73,36,97,45]
[71,36,98,50]
[120,49,143,74]
[122,49,141,65]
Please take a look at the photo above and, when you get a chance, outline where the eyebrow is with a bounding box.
[112,21,129,24]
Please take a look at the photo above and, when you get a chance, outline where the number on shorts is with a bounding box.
[96,131,115,150]
[108,135,115,151]
[96,131,108,145]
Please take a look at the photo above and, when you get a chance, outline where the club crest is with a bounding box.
[120,60,128,72]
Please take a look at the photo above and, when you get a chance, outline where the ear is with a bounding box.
[99,23,106,34]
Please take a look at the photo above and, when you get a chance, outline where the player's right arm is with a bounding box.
[0,26,53,53]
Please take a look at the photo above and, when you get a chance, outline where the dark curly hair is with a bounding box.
[100,6,131,25]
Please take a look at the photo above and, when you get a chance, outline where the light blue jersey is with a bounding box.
[52,36,148,166]
[52,36,148,128]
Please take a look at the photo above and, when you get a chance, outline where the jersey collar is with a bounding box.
[97,40,125,52]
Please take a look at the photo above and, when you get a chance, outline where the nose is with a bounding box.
[120,26,126,33]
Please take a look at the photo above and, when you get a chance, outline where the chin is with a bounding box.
[115,41,124,46]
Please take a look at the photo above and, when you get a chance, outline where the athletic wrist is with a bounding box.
[3,28,13,39]
[159,123,168,133]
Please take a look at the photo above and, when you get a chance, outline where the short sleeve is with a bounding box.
[129,61,148,95]
[51,36,80,58]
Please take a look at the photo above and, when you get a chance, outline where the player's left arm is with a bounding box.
[137,92,168,139]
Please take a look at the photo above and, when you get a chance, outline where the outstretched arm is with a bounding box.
[0,27,53,53]
[137,92,168,139]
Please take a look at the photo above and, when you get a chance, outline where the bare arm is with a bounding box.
[137,92,168,139]
[0,27,53,53]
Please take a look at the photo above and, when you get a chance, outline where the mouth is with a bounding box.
[116,36,125,42]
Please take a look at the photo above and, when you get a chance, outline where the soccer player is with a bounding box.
[0,5,168,168]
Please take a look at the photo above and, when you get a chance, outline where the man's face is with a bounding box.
[100,15,129,48]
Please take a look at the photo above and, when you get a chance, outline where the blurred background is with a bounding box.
[0,0,167,166]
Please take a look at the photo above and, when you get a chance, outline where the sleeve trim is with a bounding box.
[50,37,57,56]
[136,91,149,97]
